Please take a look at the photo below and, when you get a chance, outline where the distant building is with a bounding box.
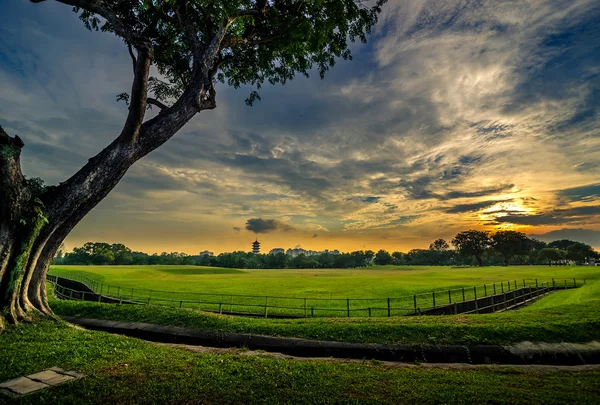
[269,248,285,255]
[252,239,261,254]
[199,250,214,256]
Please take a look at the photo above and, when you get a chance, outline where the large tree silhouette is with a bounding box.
[0,0,385,328]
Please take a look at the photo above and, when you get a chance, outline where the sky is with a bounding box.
[1,0,599,255]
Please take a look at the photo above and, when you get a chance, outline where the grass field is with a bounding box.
[49,264,599,317]
[51,279,600,345]
[49,265,600,298]
[2,319,600,404]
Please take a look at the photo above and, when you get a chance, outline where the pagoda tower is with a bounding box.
[252,239,260,254]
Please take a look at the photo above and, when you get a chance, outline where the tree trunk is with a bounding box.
[0,77,200,331]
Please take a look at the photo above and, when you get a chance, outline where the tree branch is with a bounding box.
[147,97,169,111]
[127,43,137,73]
[119,46,152,142]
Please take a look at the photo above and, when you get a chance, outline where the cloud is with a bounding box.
[530,228,600,247]
[557,184,600,203]
[312,233,318,238]
[232,227,241,232]
[245,218,296,234]
[494,205,600,226]
[444,200,508,214]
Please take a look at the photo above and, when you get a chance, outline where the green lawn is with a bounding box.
[48,265,599,317]
[1,319,599,404]
[51,279,600,346]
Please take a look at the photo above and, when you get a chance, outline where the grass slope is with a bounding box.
[52,280,600,346]
[1,320,599,404]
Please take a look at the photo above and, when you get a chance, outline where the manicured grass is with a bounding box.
[51,280,600,346]
[50,265,600,299]
[1,320,599,404]
[49,265,599,316]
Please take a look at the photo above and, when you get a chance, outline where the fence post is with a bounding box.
[98,292,102,303]
[584,279,587,285]
[432,292,436,308]
[474,286,478,314]
[347,298,350,317]
[536,279,539,298]
[522,279,525,288]
[311,307,314,317]
[507,281,510,292]
[564,279,567,288]
[413,295,417,314]
[82,292,85,301]
[265,296,269,318]
[448,290,452,304]
[514,280,517,290]
[219,302,223,314]
[180,300,183,308]
[484,284,487,297]
[573,278,576,288]
[368,308,371,317]
[387,298,391,317]
[501,282,504,293]
[462,288,465,301]
[120,297,123,305]
[493,283,496,295]
[304,298,307,317]
[69,289,73,299]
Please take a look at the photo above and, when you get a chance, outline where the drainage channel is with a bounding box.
[62,316,600,366]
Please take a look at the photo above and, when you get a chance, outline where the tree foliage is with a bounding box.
[490,230,530,265]
[451,230,491,266]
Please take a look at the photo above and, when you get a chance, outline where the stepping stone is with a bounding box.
[0,376,49,396]
[27,370,75,386]
[0,367,85,397]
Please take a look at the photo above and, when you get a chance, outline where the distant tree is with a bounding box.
[374,249,392,265]
[391,251,405,265]
[566,242,597,263]
[490,231,531,265]
[548,239,577,251]
[451,230,490,266]
[538,248,565,266]
[429,239,449,251]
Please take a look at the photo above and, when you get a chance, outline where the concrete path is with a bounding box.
[0,367,84,397]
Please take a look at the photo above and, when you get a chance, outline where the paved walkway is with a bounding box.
[0,367,84,397]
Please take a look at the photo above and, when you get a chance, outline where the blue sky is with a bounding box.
[1,0,599,253]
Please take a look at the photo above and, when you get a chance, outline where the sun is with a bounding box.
[478,200,535,230]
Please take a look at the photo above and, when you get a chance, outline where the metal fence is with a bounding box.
[48,272,585,318]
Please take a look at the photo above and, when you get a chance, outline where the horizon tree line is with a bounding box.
[54,230,599,269]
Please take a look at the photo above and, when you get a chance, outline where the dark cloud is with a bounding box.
[245,218,295,234]
[530,228,600,247]
[442,184,515,200]
[444,200,507,214]
[558,184,600,202]
[232,227,241,232]
[494,205,600,225]
[346,196,381,203]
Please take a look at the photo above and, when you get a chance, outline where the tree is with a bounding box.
[490,230,531,265]
[451,230,490,266]
[374,249,392,265]
[566,242,597,264]
[0,0,385,327]
[548,239,577,251]
[538,248,565,266]
[429,239,449,251]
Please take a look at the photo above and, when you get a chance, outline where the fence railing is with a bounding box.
[47,272,585,318]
